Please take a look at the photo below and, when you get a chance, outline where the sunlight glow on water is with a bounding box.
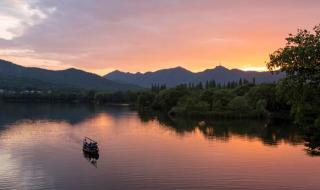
[0,103,319,190]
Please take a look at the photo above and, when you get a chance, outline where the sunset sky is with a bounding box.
[0,0,319,75]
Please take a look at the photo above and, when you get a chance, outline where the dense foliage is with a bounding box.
[135,81,290,119]
[267,24,320,126]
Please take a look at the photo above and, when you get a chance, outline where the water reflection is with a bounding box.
[0,102,317,155]
[83,151,99,168]
[304,126,320,156]
[1,103,320,189]
[0,102,131,127]
[0,102,315,154]
[138,109,320,157]
[138,110,304,146]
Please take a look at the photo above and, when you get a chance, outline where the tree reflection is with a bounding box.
[83,151,99,168]
[138,110,304,146]
[138,109,198,135]
[304,126,320,156]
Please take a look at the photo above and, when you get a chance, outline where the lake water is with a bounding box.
[0,103,319,190]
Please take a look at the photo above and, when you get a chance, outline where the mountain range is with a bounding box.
[0,59,285,91]
[0,59,140,91]
[104,66,285,87]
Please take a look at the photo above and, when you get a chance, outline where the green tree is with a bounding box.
[157,88,188,110]
[175,96,210,113]
[211,89,235,111]
[246,84,277,112]
[255,99,270,117]
[137,91,156,107]
[228,96,250,113]
[267,24,320,124]
[267,25,320,87]
[200,89,215,111]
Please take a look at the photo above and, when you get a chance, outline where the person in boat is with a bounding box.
[83,137,99,152]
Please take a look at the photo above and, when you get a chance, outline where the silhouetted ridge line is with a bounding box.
[0,59,141,91]
[104,66,285,87]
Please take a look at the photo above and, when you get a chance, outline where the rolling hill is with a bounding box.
[0,59,141,91]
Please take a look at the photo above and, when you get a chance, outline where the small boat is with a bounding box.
[83,137,99,154]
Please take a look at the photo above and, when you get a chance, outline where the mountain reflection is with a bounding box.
[0,102,132,128]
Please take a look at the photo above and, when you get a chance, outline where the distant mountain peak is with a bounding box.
[109,69,124,74]
[214,65,229,70]
[172,66,191,72]
[173,66,186,70]
[64,68,82,72]
[155,66,191,74]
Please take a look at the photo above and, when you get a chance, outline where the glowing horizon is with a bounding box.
[0,0,319,75]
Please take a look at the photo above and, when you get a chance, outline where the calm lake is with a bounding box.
[0,103,319,190]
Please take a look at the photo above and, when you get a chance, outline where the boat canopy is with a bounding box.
[84,137,97,144]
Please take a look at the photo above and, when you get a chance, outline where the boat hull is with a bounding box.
[83,147,99,154]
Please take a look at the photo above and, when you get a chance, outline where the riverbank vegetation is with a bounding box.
[0,89,138,104]
[136,81,289,119]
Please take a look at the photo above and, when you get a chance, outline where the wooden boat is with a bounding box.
[83,137,99,154]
